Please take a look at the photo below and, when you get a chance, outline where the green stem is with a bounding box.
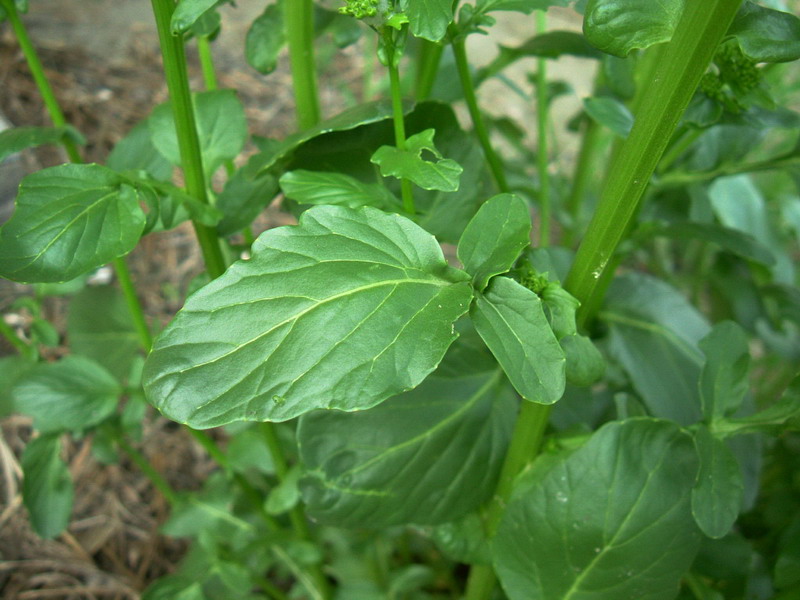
[0,315,35,360]
[463,401,551,600]
[1,0,81,162]
[564,0,744,319]
[197,35,218,91]
[112,257,153,352]
[117,437,178,505]
[150,0,227,280]
[388,58,416,214]
[535,11,550,246]
[451,31,510,194]
[286,0,321,129]
[414,39,444,101]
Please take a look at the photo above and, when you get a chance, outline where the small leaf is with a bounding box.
[583,0,685,57]
[279,170,400,210]
[691,426,744,539]
[432,512,491,565]
[494,418,701,600]
[727,1,800,63]
[698,321,750,423]
[22,434,74,539]
[406,0,453,42]
[265,465,302,515]
[13,356,121,433]
[0,126,85,164]
[143,205,472,427]
[371,129,463,192]
[560,333,605,387]
[470,276,565,404]
[583,96,633,138]
[457,194,531,291]
[171,0,224,34]
[0,164,146,283]
[246,1,286,75]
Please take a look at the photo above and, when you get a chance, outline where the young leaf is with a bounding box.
[698,321,750,423]
[171,0,225,34]
[727,1,800,63]
[470,276,566,404]
[405,0,453,42]
[582,96,634,138]
[265,465,302,516]
[12,356,121,433]
[279,170,400,211]
[246,1,286,75]
[691,426,744,539]
[21,434,74,539]
[601,273,709,425]
[494,418,701,600]
[149,90,248,180]
[457,194,531,291]
[0,164,146,283]
[371,129,463,192]
[143,205,473,427]
[0,125,85,164]
[298,329,516,528]
[583,0,685,57]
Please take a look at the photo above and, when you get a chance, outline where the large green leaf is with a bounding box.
[21,434,74,539]
[494,418,701,600]
[601,273,709,425]
[149,90,248,180]
[12,356,121,433]
[727,1,800,63]
[107,120,173,182]
[215,168,277,237]
[67,285,141,381]
[0,164,146,283]
[698,321,750,423]
[0,125,85,164]
[470,276,565,404]
[371,129,463,192]
[298,328,516,528]
[406,0,453,42]
[691,426,744,539]
[583,0,685,57]
[143,205,473,427]
[457,194,531,291]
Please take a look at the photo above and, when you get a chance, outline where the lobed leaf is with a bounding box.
[21,434,74,539]
[494,418,701,600]
[0,164,146,283]
[143,205,473,427]
[371,129,463,192]
[583,0,685,57]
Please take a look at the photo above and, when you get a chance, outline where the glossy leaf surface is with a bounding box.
[13,356,121,433]
[21,434,74,539]
[457,194,531,291]
[0,164,146,283]
[298,329,516,527]
[728,1,800,63]
[494,418,701,600]
[471,276,565,404]
[143,205,472,427]
[583,0,684,57]
[692,426,744,539]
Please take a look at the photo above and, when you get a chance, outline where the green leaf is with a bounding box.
[0,126,85,164]
[583,0,685,57]
[149,90,248,180]
[246,1,286,75]
[432,512,491,565]
[691,426,744,539]
[279,170,400,210]
[0,164,146,283]
[143,205,473,427]
[171,0,225,34]
[457,194,531,291]
[298,328,516,527]
[713,375,800,436]
[476,0,570,14]
[67,285,140,381]
[582,96,633,138]
[0,355,36,417]
[215,168,277,237]
[698,321,750,423]
[107,120,173,182]
[143,576,207,600]
[494,418,701,600]
[12,356,121,433]
[21,434,74,539]
[265,465,302,515]
[727,1,800,63]
[560,333,605,387]
[470,276,565,404]
[406,0,453,42]
[601,273,709,425]
[371,129,463,192]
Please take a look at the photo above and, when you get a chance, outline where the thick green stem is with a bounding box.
[535,11,550,246]
[286,0,321,129]
[564,0,744,319]
[117,436,178,505]
[414,39,444,101]
[388,60,416,214]
[150,0,227,279]
[1,0,81,162]
[451,32,510,194]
